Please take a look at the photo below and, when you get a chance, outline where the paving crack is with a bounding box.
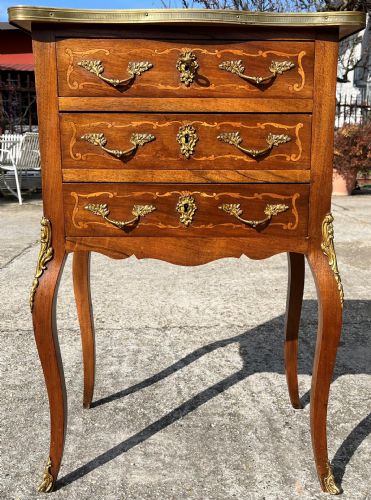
[0,239,39,270]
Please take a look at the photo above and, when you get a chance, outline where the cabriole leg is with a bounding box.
[30,217,67,493]
[284,252,305,409]
[307,215,344,495]
[73,251,95,409]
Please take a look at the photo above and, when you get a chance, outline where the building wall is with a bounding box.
[0,24,35,133]
[0,27,32,55]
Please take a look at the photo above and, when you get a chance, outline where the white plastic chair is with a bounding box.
[0,132,41,204]
[0,133,24,204]
[17,132,41,172]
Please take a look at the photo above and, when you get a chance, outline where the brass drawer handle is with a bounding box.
[78,59,153,87]
[84,203,156,229]
[176,49,199,87]
[81,132,155,159]
[219,60,295,85]
[219,203,289,228]
[217,132,291,159]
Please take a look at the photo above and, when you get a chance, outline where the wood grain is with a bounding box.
[63,182,309,238]
[58,97,314,113]
[62,169,311,184]
[60,113,311,171]
[57,38,314,98]
[307,248,343,493]
[28,20,344,496]
[308,34,339,249]
[307,33,343,494]
[284,252,305,410]
[72,251,95,409]
[65,236,309,264]
[55,25,317,41]
[32,28,67,491]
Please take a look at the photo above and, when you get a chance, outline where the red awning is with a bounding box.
[0,53,34,71]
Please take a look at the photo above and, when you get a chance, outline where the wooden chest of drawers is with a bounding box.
[8,6,365,496]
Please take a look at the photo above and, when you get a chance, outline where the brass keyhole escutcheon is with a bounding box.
[176,125,198,159]
[176,194,197,227]
[176,49,199,87]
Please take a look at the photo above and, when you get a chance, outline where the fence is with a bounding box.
[0,70,38,133]
[335,94,371,128]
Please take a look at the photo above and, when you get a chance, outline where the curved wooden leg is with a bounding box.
[73,251,95,409]
[307,241,344,495]
[30,220,67,493]
[284,252,305,409]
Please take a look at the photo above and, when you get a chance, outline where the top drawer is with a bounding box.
[56,39,314,99]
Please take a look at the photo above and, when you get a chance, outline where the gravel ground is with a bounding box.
[0,192,370,500]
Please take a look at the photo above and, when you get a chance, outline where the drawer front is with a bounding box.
[60,113,311,170]
[63,183,309,238]
[57,39,314,98]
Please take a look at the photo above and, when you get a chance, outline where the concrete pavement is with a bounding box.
[0,192,370,500]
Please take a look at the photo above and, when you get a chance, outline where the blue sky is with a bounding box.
[1,0,189,21]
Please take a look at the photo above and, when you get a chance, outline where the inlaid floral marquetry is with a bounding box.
[61,114,310,170]
[64,184,308,238]
[16,8,366,497]
[57,39,314,98]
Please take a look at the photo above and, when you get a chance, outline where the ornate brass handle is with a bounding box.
[78,59,153,87]
[176,50,199,86]
[217,132,291,159]
[219,203,289,228]
[219,60,295,85]
[81,132,155,159]
[84,203,156,229]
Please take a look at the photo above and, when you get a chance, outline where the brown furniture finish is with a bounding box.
[60,113,311,170]
[56,38,315,98]
[63,183,309,238]
[8,6,365,496]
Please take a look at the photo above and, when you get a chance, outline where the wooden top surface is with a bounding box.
[8,7,366,39]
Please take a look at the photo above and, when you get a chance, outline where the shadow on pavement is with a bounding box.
[58,299,371,490]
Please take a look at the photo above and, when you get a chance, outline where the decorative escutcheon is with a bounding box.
[219,203,289,228]
[176,194,197,227]
[78,59,153,87]
[84,203,156,229]
[176,125,199,159]
[176,49,199,86]
[81,132,155,159]
[219,59,295,85]
[217,131,291,159]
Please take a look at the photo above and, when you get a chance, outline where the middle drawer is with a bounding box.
[60,113,311,170]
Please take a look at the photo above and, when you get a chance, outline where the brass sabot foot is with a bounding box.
[321,462,341,495]
[37,457,54,493]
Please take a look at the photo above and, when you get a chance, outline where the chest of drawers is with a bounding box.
[8,6,365,495]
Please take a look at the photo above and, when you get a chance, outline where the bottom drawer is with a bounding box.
[63,183,309,238]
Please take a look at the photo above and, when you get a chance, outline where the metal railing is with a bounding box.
[335,94,371,128]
